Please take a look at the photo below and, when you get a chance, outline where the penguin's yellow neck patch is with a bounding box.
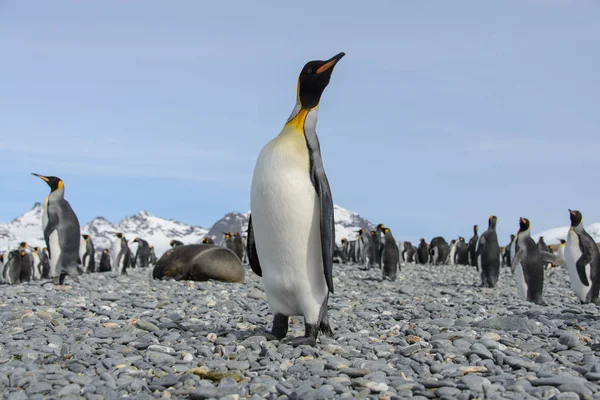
[286,108,309,132]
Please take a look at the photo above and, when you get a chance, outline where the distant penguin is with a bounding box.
[40,248,51,278]
[416,239,429,264]
[369,230,380,269]
[556,239,566,265]
[375,223,385,268]
[510,218,548,304]
[99,249,112,272]
[149,246,157,265]
[455,237,469,265]
[340,238,350,263]
[232,232,244,261]
[31,247,43,280]
[355,228,372,270]
[476,216,500,288]
[565,210,600,304]
[32,173,81,284]
[202,237,216,245]
[448,240,457,265]
[111,233,129,275]
[221,232,236,254]
[2,250,32,284]
[0,253,4,283]
[348,240,357,263]
[429,237,450,266]
[127,241,136,269]
[248,52,344,346]
[170,240,184,248]
[503,234,516,268]
[468,225,479,269]
[133,237,151,268]
[80,235,96,273]
[537,236,551,269]
[402,241,416,263]
[381,228,400,281]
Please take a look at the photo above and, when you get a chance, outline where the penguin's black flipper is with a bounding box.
[246,215,262,277]
[576,245,593,287]
[311,163,335,295]
[511,249,523,274]
[43,213,59,260]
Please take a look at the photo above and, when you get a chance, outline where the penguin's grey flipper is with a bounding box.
[576,245,593,287]
[510,249,523,274]
[43,213,59,260]
[246,215,262,277]
[306,145,334,294]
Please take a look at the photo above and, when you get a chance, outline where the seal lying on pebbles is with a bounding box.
[153,244,244,283]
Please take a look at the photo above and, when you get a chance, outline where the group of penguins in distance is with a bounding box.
[1,52,598,346]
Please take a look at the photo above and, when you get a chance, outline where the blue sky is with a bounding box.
[1,1,599,244]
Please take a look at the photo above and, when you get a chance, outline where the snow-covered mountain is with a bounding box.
[533,223,600,244]
[0,204,375,258]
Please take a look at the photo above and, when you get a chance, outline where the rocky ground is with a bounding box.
[1,263,600,400]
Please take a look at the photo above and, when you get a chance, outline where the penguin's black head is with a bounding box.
[0,253,3,263]
[459,237,465,242]
[114,232,123,238]
[297,52,345,110]
[32,173,64,192]
[559,239,566,244]
[383,228,390,234]
[569,209,583,227]
[539,236,545,242]
[133,238,140,243]
[510,234,515,240]
[341,238,347,243]
[202,237,209,244]
[518,217,530,233]
[34,247,40,252]
[82,234,90,240]
[370,231,376,236]
[20,242,27,248]
[103,249,109,254]
[376,224,385,231]
[233,232,240,237]
[488,216,497,229]
[223,232,232,239]
[149,245,154,249]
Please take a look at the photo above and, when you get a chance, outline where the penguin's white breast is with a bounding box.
[514,262,527,300]
[564,230,591,301]
[250,130,327,315]
[48,230,61,276]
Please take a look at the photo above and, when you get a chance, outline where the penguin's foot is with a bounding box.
[270,314,289,340]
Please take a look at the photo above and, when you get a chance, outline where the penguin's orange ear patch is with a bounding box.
[21,251,26,256]
[57,180,64,189]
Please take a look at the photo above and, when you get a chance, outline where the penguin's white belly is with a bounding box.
[111,241,124,275]
[449,246,456,264]
[32,253,41,280]
[49,230,61,278]
[432,247,438,263]
[565,231,591,302]
[251,136,327,322]
[79,240,87,266]
[514,262,528,300]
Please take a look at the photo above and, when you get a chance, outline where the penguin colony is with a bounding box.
[0,53,598,348]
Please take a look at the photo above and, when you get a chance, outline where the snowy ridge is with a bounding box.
[533,223,600,244]
[0,204,374,258]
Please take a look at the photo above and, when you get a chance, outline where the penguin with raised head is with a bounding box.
[416,239,429,264]
[455,237,469,265]
[448,239,457,265]
[32,173,81,284]
[80,235,96,273]
[133,237,151,268]
[111,233,129,275]
[355,228,372,270]
[232,232,244,261]
[202,237,216,245]
[381,228,400,280]
[565,210,600,304]
[402,241,415,263]
[429,237,450,265]
[99,249,112,272]
[247,52,344,346]
[476,216,500,287]
[511,218,561,304]
[149,246,157,265]
[170,240,184,248]
[468,225,479,269]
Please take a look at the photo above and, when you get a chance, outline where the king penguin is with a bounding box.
[170,240,184,248]
[133,237,151,268]
[556,239,566,266]
[455,237,469,265]
[149,246,157,265]
[111,233,129,275]
[32,173,81,284]
[476,216,500,288]
[448,239,457,265]
[247,52,344,346]
[416,238,429,264]
[99,249,112,272]
[511,218,560,304]
[381,227,400,281]
[565,210,600,304]
[80,234,96,273]
[202,237,216,245]
[468,225,479,269]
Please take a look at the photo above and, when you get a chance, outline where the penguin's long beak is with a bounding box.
[316,52,346,75]
[31,173,49,182]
